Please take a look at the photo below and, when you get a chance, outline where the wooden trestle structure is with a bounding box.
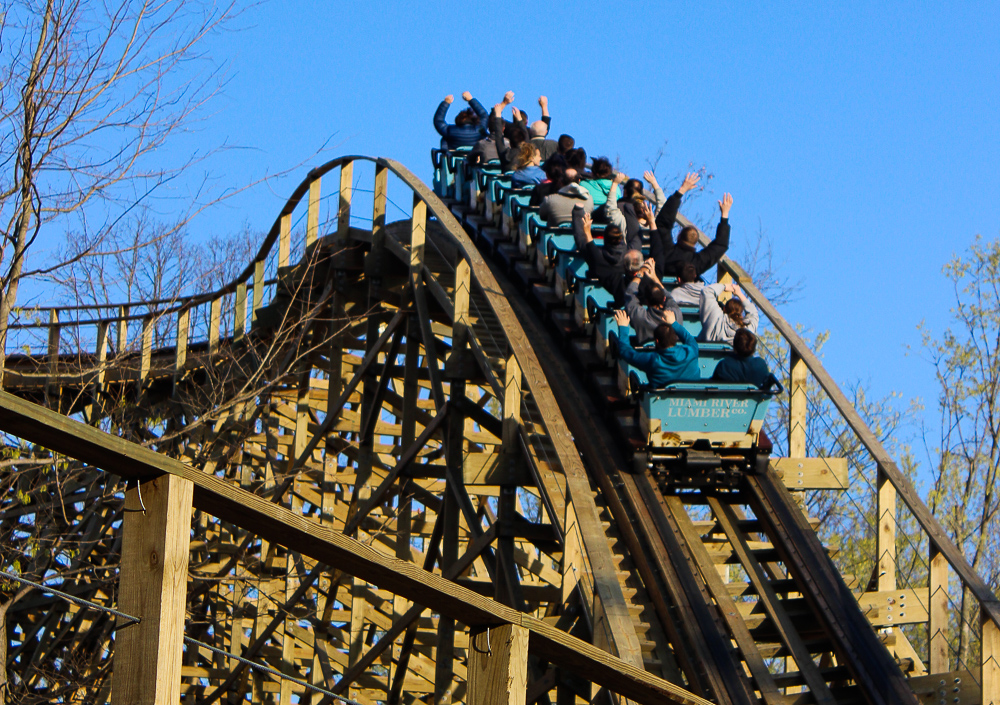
[0,155,997,704]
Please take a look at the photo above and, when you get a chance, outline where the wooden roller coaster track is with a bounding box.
[0,154,996,705]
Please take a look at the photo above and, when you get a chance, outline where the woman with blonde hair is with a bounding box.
[510,143,544,187]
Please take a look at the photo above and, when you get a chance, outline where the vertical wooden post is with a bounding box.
[338,161,353,240]
[983,609,1000,705]
[278,212,292,268]
[139,317,152,384]
[876,468,897,592]
[234,283,247,341]
[174,309,189,372]
[46,310,60,409]
[410,196,426,280]
[251,260,265,325]
[208,298,221,356]
[928,542,949,673]
[502,355,521,457]
[467,624,529,705]
[452,257,471,352]
[88,321,109,425]
[789,350,807,458]
[110,473,193,705]
[117,306,129,353]
[497,355,524,609]
[307,176,322,247]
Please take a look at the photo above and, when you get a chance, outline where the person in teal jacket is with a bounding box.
[612,309,700,388]
[713,328,771,387]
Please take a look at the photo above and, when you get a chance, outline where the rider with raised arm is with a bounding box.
[612,309,700,388]
[652,172,732,278]
[433,91,490,149]
[624,258,685,346]
[698,281,760,344]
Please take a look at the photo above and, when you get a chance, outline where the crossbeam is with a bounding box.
[0,391,709,705]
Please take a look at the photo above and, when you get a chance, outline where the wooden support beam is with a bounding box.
[410,195,426,279]
[251,260,265,325]
[344,403,449,536]
[278,212,292,267]
[771,457,848,490]
[307,176,322,247]
[857,588,929,627]
[984,609,1000,705]
[110,474,193,705]
[929,542,950,673]
[208,298,221,356]
[174,309,189,371]
[789,350,807,458]
[467,623,529,705]
[234,283,247,341]
[877,467,897,594]
[338,162,353,240]
[87,321,109,424]
[139,317,152,384]
[117,305,129,353]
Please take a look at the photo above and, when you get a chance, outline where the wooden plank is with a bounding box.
[234,283,247,341]
[907,670,977,705]
[789,350,807,458]
[208,298,221,356]
[251,260,265,325]
[307,176,322,246]
[278,212,292,267]
[410,195,426,278]
[877,468,897,597]
[140,317,152,383]
[929,542,949,673]
[0,390,711,705]
[110,473,194,705]
[467,623,529,705]
[117,305,128,352]
[175,309,189,371]
[338,162,353,239]
[772,457,848,490]
[857,588,928,626]
[984,607,1000,705]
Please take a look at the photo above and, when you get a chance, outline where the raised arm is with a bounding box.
[605,172,628,235]
[490,103,511,171]
[464,91,489,124]
[644,171,667,212]
[433,95,454,136]
[732,284,759,332]
[699,282,727,331]
[538,95,551,129]
[697,193,732,270]
[654,171,699,234]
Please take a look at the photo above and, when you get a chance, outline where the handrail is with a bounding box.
[679,212,1000,628]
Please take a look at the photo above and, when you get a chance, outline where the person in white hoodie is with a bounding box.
[698,282,759,344]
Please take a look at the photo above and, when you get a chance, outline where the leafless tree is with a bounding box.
[0,0,241,382]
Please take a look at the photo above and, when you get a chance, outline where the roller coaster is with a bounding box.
[0,146,995,704]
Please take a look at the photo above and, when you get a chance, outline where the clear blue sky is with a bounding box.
[174,1,999,452]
